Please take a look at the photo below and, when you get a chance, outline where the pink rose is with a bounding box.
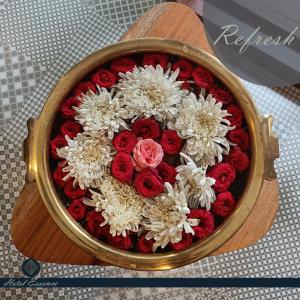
[133,139,164,171]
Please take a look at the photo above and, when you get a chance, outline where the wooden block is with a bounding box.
[211,179,278,255]
[10,2,279,265]
[11,182,106,265]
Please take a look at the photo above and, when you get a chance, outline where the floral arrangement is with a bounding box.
[50,53,251,253]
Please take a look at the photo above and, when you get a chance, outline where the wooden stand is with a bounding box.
[11,2,279,265]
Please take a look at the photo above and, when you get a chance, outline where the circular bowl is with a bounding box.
[24,38,278,270]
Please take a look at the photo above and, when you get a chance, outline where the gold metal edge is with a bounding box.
[24,118,38,183]
[31,38,268,270]
[261,115,279,180]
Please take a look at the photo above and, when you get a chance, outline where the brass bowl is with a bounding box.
[24,38,279,271]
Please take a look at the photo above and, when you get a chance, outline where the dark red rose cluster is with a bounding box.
[111,118,183,198]
[207,133,251,219]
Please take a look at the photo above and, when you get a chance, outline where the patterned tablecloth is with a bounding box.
[0,1,299,299]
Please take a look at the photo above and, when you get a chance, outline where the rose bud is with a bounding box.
[91,68,117,88]
[50,134,67,159]
[212,191,236,218]
[63,181,86,199]
[207,162,236,193]
[137,234,155,253]
[226,104,243,128]
[85,210,109,238]
[134,168,164,198]
[192,66,214,89]
[60,119,82,139]
[133,139,164,171]
[181,81,191,91]
[111,152,134,184]
[170,233,193,251]
[209,86,233,106]
[73,81,97,98]
[160,130,183,155]
[132,118,161,139]
[227,128,250,152]
[67,198,86,220]
[225,147,250,172]
[192,226,211,240]
[112,130,138,153]
[52,160,71,188]
[143,53,169,70]
[60,97,80,119]
[188,209,215,237]
[172,58,194,80]
[156,162,177,184]
[110,57,136,74]
[106,233,132,250]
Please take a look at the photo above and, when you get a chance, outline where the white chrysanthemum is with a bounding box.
[116,65,187,122]
[142,183,198,251]
[84,176,145,237]
[169,92,232,167]
[75,87,129,139]
[176,153,216,210]
[57,132,113,189]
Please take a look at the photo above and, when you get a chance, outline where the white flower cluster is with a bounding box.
[75,87,129,140]
[142,183,198,251]
[57,132,113,189]
[117,65,187,122]
[169,92,232,167]
[176,153,216,210]
[84,176,145,237]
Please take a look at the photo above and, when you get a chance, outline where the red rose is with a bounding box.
[207,162,236,193]
[212,191,236,218]
[160,130,183,155]
[209,86,233,105]
[113,130,138,153]
[111,152,134,184]
[143,53,169,69]
[106,233,132,250]
[170,233,193,251]
[137,234,154,253]
[50,134,67,159]
[226,104,243,128]
[188,209,215,237]
[192,66,214,89]
[67,198,86,220]
[172,59,193,80]
[227,128,250,152]
[60,97,80,119]
[181,81,190,91]
[85,210,109,238]
[110,57,136,74]
[53,160,71,188]
[192,226,211,240]
[73,81,97,98]
[60,120,82,139]
[132,118,161,139]
[92,68,117,88]
[134,168,164,198]
[156,162,177,184]
[225,147,250,172]
[64,181,86,199]
[187,208,215,233]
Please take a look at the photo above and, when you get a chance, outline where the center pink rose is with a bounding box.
[133,139,164,171]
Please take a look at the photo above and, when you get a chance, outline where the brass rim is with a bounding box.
[33,38,265,270]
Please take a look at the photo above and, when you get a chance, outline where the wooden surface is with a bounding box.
[10,2,279,265]
[11,182,104,265]
[212,179,279,255]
